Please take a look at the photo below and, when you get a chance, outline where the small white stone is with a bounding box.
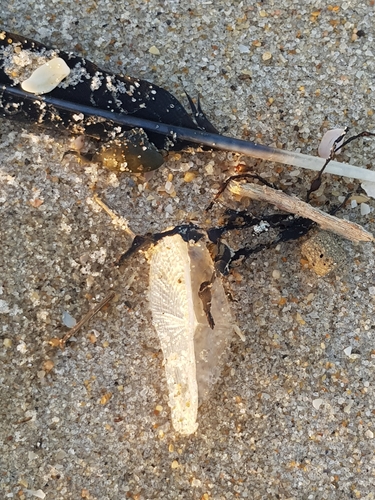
[272,269,281,279]
[21,58,70,95]
[361,181,375,199]
[238,44,250,54]
[149,45,160,55]
[360,203,371,216]
[351,199,358,208]
[262,51,272,61]
[16,341,27,354]
[205,161,214,175]
[313,398,324,410]
[55,449,67,460]
[0,299,10,314]
[24,490,46,499]
[318,129,346,158]
[344,401,353,413]
[28,451,38,461]
[62,311,76,328]
[343,346,352,357]
[365,429,374,439]
[164,203,174,214]
[233,324,246,342]
[191,478,202,487]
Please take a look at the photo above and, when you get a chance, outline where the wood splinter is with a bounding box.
[93,194,135,239]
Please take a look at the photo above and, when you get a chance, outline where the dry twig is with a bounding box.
[228,180,374,243]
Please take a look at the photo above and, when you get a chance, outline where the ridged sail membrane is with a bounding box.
[149,235,235,435]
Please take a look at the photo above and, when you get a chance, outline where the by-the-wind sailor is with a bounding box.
[148,234,236,435]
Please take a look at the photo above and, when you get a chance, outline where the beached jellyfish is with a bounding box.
[148,234,236,435]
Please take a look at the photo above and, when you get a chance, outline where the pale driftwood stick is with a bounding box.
[228,180,374,243]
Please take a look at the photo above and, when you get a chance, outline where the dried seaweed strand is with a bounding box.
[228,180,374,243]
[59,291,116,348]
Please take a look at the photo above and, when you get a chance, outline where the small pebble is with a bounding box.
[262,51,272,61]
[313,398,324,410]
[43,360,54,373]
[24,490,46,499]
[28,451,38,461]
[149,45,160,55]
[0,299,10,313]
[3,338,12,348]
[205,161,214,175]
[191,478,202,487]
[16,341,27,354]
[238,44,250,53]
[360,203,371,216]
[100,392,112,405]
[272,269,281,279]
[344,401,353,413]
[62,311,76,328]
[344,346,352,357]
[365,430,374,439]
[184,171,196,182]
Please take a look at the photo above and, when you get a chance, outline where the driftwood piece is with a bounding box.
[228,180,374,243]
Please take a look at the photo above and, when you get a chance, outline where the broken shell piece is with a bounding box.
[149,234,235,435]
[318,128,346,158]
[301,230,346,276]
[21,57,70,94]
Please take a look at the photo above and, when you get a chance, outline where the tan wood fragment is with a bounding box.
[228,180,374,243]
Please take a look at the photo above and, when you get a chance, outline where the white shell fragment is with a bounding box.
[21,57,70,94]
[318,128,346,158]
[149,234,235,435]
